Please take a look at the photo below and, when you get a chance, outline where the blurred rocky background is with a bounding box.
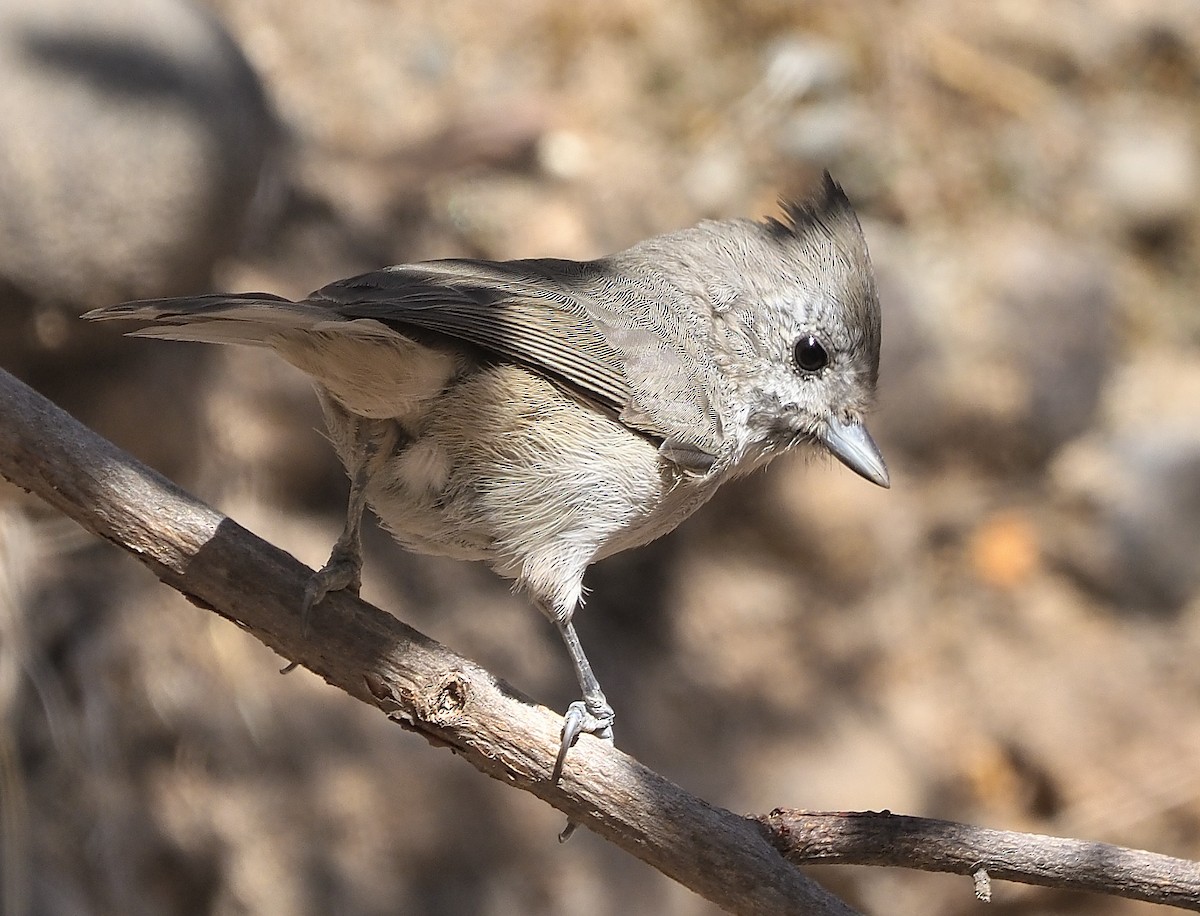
[2,0,1199,914]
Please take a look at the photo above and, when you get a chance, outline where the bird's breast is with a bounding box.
[318,362,724,578]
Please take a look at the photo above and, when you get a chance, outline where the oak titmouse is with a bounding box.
[85,172,888,781]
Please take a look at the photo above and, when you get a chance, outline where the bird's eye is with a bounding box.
[793,335,828,374]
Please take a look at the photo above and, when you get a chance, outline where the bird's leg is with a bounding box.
[550,615,615,841]
[552,617,615,783]
[283,407,394,675]
[302,454,368,621]
[302,408,391,627]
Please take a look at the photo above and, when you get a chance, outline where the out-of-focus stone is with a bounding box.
[873,222,1114,472]
[1094,106,1198,239]
[775,100,873,164]
[1048,353,1200,614]
[758,35,854,103]
[537,128,591,181]
[0,0,280,372]
[682,142,750,214]
[747,35,866,167]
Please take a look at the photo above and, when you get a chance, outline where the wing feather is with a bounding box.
[88,255,728,470]
[310,259,635,419]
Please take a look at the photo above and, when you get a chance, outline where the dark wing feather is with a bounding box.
[309,257,727,469]
[309,259,634,417]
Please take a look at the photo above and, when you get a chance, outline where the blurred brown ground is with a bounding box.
[3,1,1200,914]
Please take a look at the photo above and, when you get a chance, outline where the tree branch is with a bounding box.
[5,364,1199,913]
[0,367,859,916]
[760,810,1200,910]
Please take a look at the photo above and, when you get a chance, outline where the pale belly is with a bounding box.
[318,362,724,605]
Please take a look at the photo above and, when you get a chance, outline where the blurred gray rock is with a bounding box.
[0,0,280,371]
[1094,105,1198,239]
[873,222,1114,471]
[749,35,869,167]
[1051,428,1200,614]
[775,100,872,164]
[1049,355,1200,614]
[759,35,854,103]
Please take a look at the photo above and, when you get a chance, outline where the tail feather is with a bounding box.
[128,323,279,346]
[83,293,342,347]
[84,292,447,418]
[83,292,294,320]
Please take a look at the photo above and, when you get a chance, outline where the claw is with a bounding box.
[301,551,362,632]
[552,699,614,841]
[552,700,615,784]
[281,544,363,675]
[300,554,360,629]
[553,704,585,784]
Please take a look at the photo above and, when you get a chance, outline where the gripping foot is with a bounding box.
[301,541,363,628]
[552,699,615,785]
[553,698,615,842]
[280,540,363,675]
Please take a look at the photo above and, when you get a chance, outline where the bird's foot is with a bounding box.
[552,699,614,783]
[303,543,363,623]
[553,699,615,842]
[281,545,362,675]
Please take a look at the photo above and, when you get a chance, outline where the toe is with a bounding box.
[552,703,586,783]
[551,700,615,783]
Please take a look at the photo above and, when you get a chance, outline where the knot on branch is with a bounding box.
[429,671,470,719]
[362,667,471,728]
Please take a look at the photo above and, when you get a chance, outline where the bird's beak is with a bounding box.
[822,416,890,488]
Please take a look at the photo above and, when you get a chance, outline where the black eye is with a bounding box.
[793,335,828,374]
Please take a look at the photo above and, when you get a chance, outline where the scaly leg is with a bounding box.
[283,403,397,675]
[302,401,398,627]
[552,619,616,781]
[301,449,370,622]
[551,616,615,841]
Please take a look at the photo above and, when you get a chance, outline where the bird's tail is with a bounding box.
[83,293,339,346]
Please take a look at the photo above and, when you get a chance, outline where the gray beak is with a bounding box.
[822,417,890,488]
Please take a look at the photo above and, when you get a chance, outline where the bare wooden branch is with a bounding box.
[0,367,860,916]
[760,809,1200,911]
[6,363,1200,914]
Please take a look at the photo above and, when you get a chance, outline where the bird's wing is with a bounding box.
[311,258,725,470]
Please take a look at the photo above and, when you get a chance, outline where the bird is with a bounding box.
[84,172,888,784]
